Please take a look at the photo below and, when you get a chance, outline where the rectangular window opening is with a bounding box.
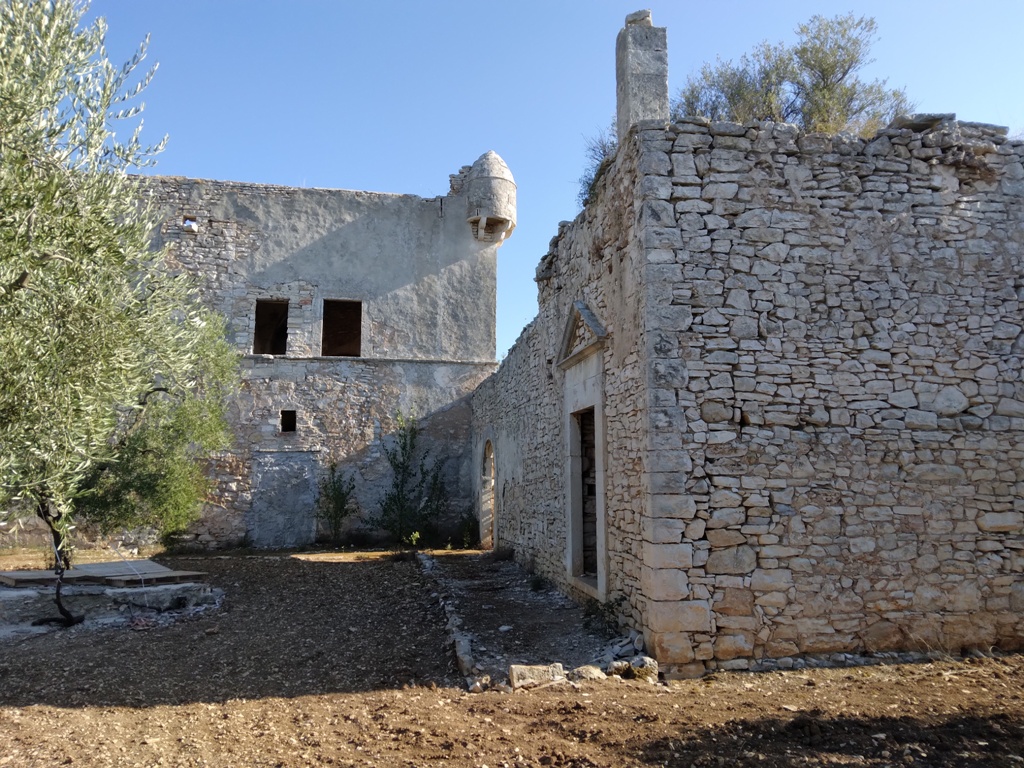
[254,300,288,355]
[280,410,297,433]
[322,299,362,357]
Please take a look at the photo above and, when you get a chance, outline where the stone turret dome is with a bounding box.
[466,151,516,244]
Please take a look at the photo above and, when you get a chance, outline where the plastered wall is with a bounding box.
[146,170,502,546]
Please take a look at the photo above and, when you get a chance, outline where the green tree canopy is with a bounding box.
[673,14,912,136]
[0,0,236,569]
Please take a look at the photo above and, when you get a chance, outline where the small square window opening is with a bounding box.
[280,410,297,433]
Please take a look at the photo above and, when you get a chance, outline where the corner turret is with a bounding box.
[466,150,516,245]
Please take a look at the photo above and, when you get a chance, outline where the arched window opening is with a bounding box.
[481,441,495,549]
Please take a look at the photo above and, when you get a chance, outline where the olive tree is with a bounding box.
[0,0,235,616]
[674,14,912,136]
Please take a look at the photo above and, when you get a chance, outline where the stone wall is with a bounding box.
[143,169,505,547]
[472,134,650,624]
[634,115,1024,672]
[474,112,1024,671]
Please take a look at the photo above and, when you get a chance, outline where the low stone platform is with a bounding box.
[0,559,206,588]
[0,561,221,642]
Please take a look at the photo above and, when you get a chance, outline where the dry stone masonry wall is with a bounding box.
[636,113,1024,673]
[472,134,650,625]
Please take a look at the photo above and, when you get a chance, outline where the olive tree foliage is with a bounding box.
[578,14,913,207]
[674,14,912,137]
[0,0,236,565]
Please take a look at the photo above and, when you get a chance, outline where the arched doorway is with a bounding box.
[481,440,495,549]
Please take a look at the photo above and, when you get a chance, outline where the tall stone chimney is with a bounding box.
[615,10,669,145]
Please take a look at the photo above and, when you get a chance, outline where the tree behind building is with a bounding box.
[673,14,912,136]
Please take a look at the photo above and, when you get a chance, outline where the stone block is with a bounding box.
[750,568,794,592]
[947,582,982,612]
[977,512,1022,532]
[701,401,733,423]
[714,632,754,660]
[641,516,686,544]
[509,663,565,690]
[707,508,746,528]
[905,410,937,429]
[645,542,694,569]
[703,182,738,199]
[650,494,698,519]
[647,600,711,633]
[661,661,707,679]
[1010,583,1024,612]
[909,464,966,483]
[859,620,904,652]
[710,489,742,507]
[943,614,996,651]
[705,546,756,575]
[849,536,876,554]
[714,588,754,617]
[706,529,746,548]
[641,566,690,601]
[649,472,687,494]
[923,386,969,416]
[996,398,1024,418]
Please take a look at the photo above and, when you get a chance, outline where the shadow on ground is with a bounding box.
[638,712,1024,767]
[0,552,458,707]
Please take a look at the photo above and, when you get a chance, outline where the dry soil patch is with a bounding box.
[1,551,1021,767]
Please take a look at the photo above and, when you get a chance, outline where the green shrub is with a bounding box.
[375,412,449,547]
[316,462,358,546]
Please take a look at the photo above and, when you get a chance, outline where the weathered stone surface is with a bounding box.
[924,386,969,416]
[648,600,710,633]
[714,633,754,660]
[509,663,565,690]
[977,512,1023,532]
[145,158,506,548]
[569,664,607,681]
[648,631,696,664]
[750,569,794,593]
[641,567,690,601]
[859,620,904,652]
[645,543,694,570]
[706,546,756,575]
[630,654,659,681]
[715,588,754,617]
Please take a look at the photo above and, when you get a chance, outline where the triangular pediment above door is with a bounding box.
[557,300,608,369]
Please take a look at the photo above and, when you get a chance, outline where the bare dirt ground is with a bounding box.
[1,548,1022,767]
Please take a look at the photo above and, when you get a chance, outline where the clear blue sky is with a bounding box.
[88,0,1024,357]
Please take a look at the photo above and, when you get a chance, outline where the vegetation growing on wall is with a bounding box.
[576,121,617,208]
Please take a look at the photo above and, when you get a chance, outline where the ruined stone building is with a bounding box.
[151,11,1021,671]
[472,12,1024,674]
[149,152,516,547]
